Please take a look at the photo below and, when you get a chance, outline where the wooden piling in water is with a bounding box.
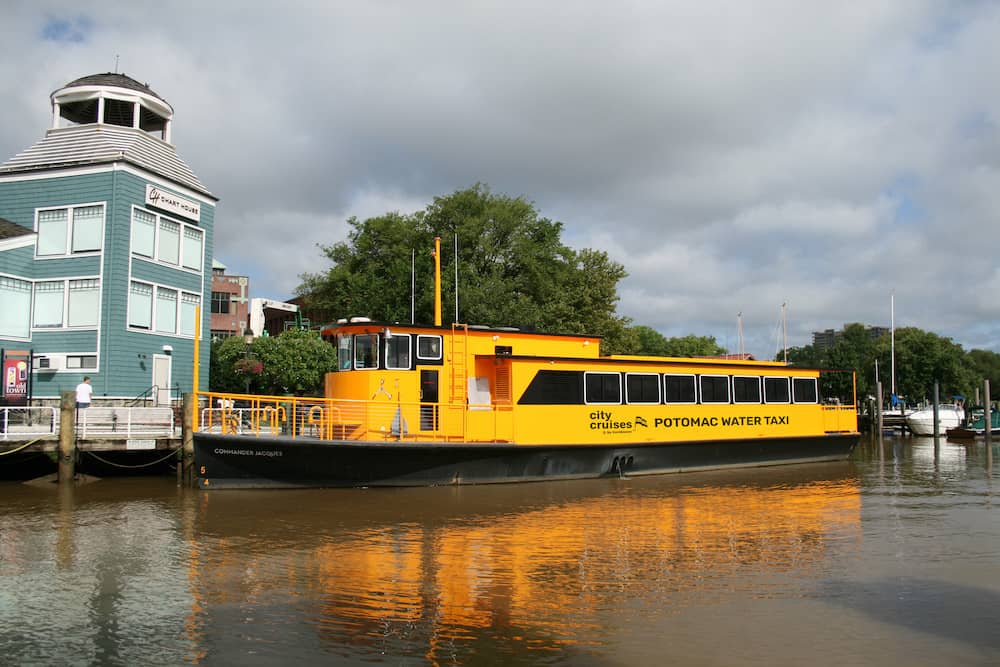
[985,380,992,449]
[933,381,939,445]
[58,390,75,484]
[181,393,195,487]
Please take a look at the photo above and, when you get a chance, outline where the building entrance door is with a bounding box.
[152,354,172,405]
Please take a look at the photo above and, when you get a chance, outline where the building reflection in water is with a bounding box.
[185,465,861,662]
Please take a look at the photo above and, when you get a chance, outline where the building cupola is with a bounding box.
[50,72,174,144]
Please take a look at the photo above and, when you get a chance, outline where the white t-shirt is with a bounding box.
[75,382,93,404]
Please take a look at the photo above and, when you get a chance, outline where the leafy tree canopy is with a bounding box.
[298,184,637,353]
[632,326,726,357]
[209,329,337,396]
[786,324,989,405]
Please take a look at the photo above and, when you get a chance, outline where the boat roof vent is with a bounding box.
[348,317,372,323]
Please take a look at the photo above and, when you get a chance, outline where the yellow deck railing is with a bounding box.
[196,391,512,443]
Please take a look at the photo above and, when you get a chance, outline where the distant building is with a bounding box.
[0,72,216,404]
[812,324,889,350]
[210,260,250,340]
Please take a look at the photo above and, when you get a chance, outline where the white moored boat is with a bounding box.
[906,404,964,436]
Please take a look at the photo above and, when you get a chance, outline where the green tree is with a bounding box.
[871,327,975,403]
[966,349,1000,400]
[298,184,636,353]
[209,330,337,396]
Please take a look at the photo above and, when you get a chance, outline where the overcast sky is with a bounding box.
[3,1,999,359]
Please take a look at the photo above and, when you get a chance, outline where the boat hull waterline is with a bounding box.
[195,432,860,489]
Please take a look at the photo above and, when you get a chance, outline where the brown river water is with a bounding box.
[1,434,998,666]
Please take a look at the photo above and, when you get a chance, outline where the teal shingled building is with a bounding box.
[0,73,216,403]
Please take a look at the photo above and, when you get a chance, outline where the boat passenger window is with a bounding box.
[585,372,622,404]
[700,375,730,404]
[733,376,761,403]
[417,335,442,361]
[337,335,352,370]
[385,333,411,370]
[763,377,790,403]
[663,374,697,403]
[354,333,379,369]
[792,377,818,403]
[625,373,660,404]
[518,370,583,405]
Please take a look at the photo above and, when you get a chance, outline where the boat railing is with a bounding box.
[196,391,513,443]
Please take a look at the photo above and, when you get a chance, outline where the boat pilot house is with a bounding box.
[195,316,859,489]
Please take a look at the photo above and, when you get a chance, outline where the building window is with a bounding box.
[157,219,180,265]
[132,206,204,273]
[211,291,230,314]
[182,227,204,271]
[156,288,178,333]
[71,206,103,252]
[131,208,156,257]
[33,281,64,328]
[36,209,68,255]
[67,279,99,327]
[129,282,153,329]
[36,205,104,256]
[0,277,32,339]
[585,372,621,404]
[180,293,200,336]
[625,373,660,404]
[66,355,98,369]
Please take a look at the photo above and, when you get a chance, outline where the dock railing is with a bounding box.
[0,405,177,441]
[0,406,58,441]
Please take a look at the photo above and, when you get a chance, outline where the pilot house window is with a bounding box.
[385,333,411,369]
[354,333,378,369]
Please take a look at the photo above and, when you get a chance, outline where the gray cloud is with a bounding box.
[2,1,999,358]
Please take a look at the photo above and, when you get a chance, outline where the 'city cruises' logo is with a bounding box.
[146,184,200,221]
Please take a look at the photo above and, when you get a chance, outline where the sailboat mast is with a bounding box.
[738,312,744,357]
[781,302,787,363]
[890,292,896,397]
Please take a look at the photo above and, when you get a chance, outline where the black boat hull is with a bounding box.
[194,432,860,489]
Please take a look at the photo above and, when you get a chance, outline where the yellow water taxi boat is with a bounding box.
[195,312,858,489]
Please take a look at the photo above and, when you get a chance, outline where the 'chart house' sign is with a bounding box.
[145,184,200,221]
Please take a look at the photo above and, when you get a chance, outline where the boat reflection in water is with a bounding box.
[187,465,861,662]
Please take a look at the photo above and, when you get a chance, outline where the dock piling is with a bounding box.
[58,390,75,484]
[181,393,195,487]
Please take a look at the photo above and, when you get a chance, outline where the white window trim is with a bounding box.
[732,375,762,404]
[663,373,698,405]
[792,377,819,404]
[584,371,622,405]
[126,278,202,339]
[624,372,660,405]
[0,273,33,341]
[30,276,101,331]
[353,333,380,370]
[763,376,791,404]
[699,374,731,404]
[130,205,205,275]
[416,334,443,361]
[384,333,412,370]
[34,202,105,259]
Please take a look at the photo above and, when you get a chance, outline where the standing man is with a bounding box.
[75,376,93,409]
